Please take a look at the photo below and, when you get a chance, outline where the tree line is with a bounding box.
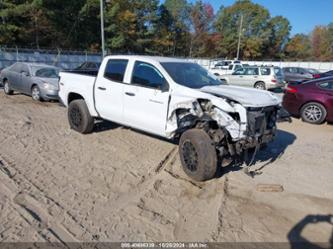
[0,0,332,61]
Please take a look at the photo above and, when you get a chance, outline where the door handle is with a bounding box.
[98,87,106,91]
[125,92,135,96]
[149,99,163,104]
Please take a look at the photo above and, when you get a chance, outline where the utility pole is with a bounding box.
[100,0,106,57]
[236,14,243,60]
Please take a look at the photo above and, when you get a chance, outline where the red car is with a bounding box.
[282,77,333,124]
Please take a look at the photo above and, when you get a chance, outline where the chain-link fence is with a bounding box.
[191,58,333,72]
[2,47,333,73]
[0,47,102,70]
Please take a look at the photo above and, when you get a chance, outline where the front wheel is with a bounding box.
[68,99,94,134]
[301,102,327,124]
[3,80,14,95]
[31,85,43,101]
[179,129,218,181]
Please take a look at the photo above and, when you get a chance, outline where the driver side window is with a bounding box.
[21,64,30,75]
[131,61,167,90]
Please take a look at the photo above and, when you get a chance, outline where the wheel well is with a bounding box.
[31,84,37,90]
[68,92,84,105]
[3,78,8,84]
[254,81,265,86]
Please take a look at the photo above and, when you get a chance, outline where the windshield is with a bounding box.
[33,67,59,78]
[161,62,223,89]
[308,68,320,74]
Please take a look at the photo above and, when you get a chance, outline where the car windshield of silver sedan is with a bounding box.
[162,62,223,89]
[32,67,59,78]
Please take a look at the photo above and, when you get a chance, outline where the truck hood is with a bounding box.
[199,85,281,107]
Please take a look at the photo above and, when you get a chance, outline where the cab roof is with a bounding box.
[105,55,192,64]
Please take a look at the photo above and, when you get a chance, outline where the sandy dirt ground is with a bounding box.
[0,89,332,245]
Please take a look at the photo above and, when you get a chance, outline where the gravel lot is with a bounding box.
[0,89,332,244]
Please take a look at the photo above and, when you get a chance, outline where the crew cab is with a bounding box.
[59,56,283,181]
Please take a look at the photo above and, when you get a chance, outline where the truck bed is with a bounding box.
[62,69,99,77]
[58,70,99,117]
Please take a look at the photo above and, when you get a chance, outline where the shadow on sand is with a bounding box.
[288,214,333,249]
[218,129,297,177]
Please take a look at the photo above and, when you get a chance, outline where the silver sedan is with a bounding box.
[0,62,60,101]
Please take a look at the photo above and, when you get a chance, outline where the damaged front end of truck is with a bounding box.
[166,87,289,166]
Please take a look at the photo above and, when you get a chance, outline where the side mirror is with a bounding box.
[160,82,169,92]
[21,71,29,77]
[155,80,169,92]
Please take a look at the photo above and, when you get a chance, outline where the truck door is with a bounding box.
[123,61,170,137]
[94,59,128,124]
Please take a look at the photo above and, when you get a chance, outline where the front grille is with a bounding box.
[247,106,277,136]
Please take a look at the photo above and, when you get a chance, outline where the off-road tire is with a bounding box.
[300,102,327,124]
[68,99,94,134]
[3,80,14,95]
[254,81,266,90]
[179,129,217,181]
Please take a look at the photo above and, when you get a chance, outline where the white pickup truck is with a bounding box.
[209,63,244,77]
[59,55,284,181]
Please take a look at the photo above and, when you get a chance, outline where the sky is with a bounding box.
[191,0,333,35]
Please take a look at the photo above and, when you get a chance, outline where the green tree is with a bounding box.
[104,0,158,54]
[266,16,291,59]
[0,0,53,48]
[284,34,312,60]
[164,0,192,56]
[150,4,174,55]
[311,25,332,61]
[215,0,272,59]
[190,1,216,57]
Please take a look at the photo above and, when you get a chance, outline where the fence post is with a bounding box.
[53,48,61,67]
[16,46,19,62]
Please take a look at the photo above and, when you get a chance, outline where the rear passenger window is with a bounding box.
[21,64,30,75]
[10,63,22,73]
[104,59,128,82]
[260,68,271,75]
[245,68,259,75]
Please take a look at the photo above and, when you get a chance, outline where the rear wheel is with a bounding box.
[254,81,266,90]
[301,102,327,124]
[68,99,94,134]
[3,80,13,95]
[179,129,218,181]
